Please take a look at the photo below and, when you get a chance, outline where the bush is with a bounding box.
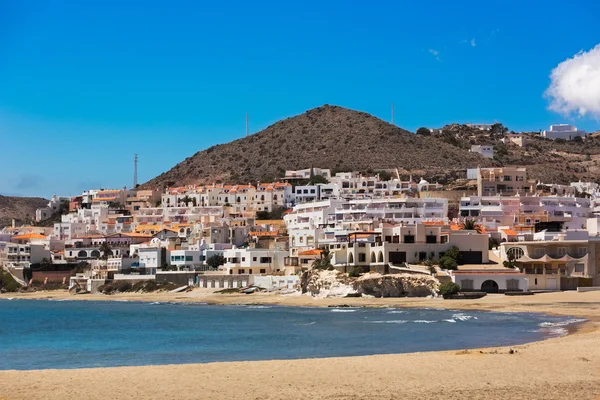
[439,282,461,298]
[439,256,458,270]
[0,271,22,292]
[416,127,431,136]
[98,281,132,295]
[348,267,362,278]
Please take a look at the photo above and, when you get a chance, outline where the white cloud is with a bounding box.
[470,38,476,47]
[428,48,440,61]
[545,44,600,118]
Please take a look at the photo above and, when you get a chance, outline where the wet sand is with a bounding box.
[1,290,600,399]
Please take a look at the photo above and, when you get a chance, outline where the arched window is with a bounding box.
[378,251,384,263]
[77,250,87,258]
[507,247,524,260]
[371,252,376,262]
[348,253,354,264]
[91,250,100,258]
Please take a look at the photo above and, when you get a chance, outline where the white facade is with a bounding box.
[470,145,494,159]
[222,248,288,275]
[541,124,586,140]
[450,271,528,292]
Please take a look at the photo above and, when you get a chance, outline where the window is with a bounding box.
[557,247,566,257]
[425,235,437,244]
[248,269,252,274]
[385,236,392,243]
[403,235,415,244]
[242,257,246,262]
[506,279,520,290]
[260,269,266,274]
[460,279,473,290]
[503,175,512,181]
[239,269,245,274]
[260,257,272,263]
[253,257,257,262]
[185,256,193,261]
[507,247,524,260]
[358,253,366,263]
[578,247,587,257]
[575,263,585,273]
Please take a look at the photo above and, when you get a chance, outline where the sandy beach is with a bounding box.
[1,290,600,399]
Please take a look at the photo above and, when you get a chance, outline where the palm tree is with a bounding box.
[99,242,113,260]
[460,218,482,233]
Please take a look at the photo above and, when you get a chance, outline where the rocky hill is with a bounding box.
[0,195,48,227]
[142,105,493,189]
[430,124,600,184]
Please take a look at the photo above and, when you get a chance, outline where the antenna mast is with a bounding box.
[391,103,395,125]
[246,113,249,137]
[133,154,138,188]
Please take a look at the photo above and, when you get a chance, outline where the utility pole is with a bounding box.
[133,154,138,188]
[246,113,249,137]
[391,103,395,126]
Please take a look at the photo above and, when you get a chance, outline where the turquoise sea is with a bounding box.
[0,299,584,370]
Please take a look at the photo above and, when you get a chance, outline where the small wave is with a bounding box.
[368,320,408,324]
[443,319,457,323]
[452,313,477,321]
[539,318,586,328]
[413,320,436,324]
[246,306,273,309]
[295,321,317,326]
[330,309,357,313]
[149,302,162,305]
[386,310,407,314]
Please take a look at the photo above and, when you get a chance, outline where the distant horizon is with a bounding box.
[2,0,599,198]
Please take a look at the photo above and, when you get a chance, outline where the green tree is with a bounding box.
[206,254,226,269]
[416,127,431,136]
[312,249,333,270]
[439,282,460,298]
[460,219,482,233]
[99,242,113,260]
[308,175,329,185]
[490,123,509,136]
[180,195,192,207]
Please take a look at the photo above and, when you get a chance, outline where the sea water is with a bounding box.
[0,299,584,370]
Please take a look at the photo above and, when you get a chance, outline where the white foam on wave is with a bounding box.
[413,320,436,324]
[330,308,357,313]
[246,305,273,309]
[386,310,407,314]
[452,313,477,321]
[295,321,317,326]
[149,302,162,305]
[443,319,457,323]
[539,318,586,328]
[367,320,408,324]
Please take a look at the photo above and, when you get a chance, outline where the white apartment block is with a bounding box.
[283,168,331,181]
[0,242,50,268]
[541,124,586,140]
[459,195,592,229]
[222,248,288,275]
[35,194,70,222]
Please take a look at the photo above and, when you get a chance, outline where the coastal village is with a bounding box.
[2,123,600,298]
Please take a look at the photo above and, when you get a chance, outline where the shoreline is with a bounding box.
[1,290,600,399]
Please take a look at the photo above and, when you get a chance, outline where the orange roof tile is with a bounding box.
[12,233,47,240]
[502,229,518,236]
[423,221,445,226]
[299,249,323,256]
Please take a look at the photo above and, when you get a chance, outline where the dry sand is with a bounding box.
[1,290,600,399]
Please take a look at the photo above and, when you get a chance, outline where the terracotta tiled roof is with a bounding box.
[502,229,518,236]
[12,233,47,240]
[299,249,323,256]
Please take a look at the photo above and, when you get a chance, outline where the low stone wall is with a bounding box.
[32,270,71,284]
[577,286,600,292]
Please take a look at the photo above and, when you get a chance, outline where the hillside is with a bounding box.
[142,105,493,189]
[0,195,48,227]
[431,124,600,184]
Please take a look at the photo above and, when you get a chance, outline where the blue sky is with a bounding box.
[1,0,600,198]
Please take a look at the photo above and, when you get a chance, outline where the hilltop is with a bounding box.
[0,195,48,227]
[142,105,493,188]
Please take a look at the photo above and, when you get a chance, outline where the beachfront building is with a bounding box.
[470,145,494,159]
[499,231,599,290]
[449,268,528,293]
[459,195,592,230]
[222,247,288,275]
[0,242,51,269]
[474,167,534,197]
[319,223,489,269]
[541,124,586,140]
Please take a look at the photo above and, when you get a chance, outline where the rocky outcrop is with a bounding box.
[354,273,439,297]
[301,270,439,298]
